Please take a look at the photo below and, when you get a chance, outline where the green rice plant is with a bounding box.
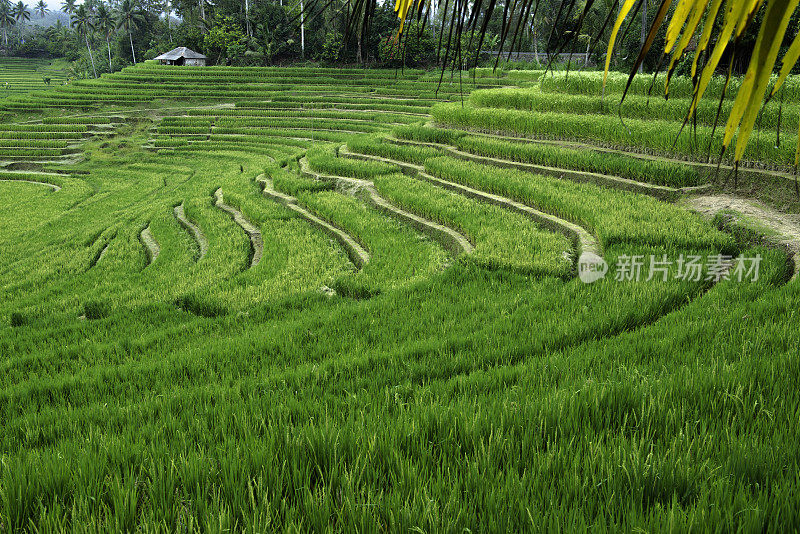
[269,165,334,195]
[0,139,68,148]
[296,190,449,290]
[0,172,66,188]
[347,135,443,164]
[0,148,70,157]
[453,135,704,187]
[157,126,211,135]
[423,156,731,250]
[262,95,438,107]
[213,117,382,133]
[41,117,111,125]
[151,138,188,148]
[393,123,466,144]
[210,127,350,143]
[0,124,87,132]
[431,103,799,165]
[160,118,214,127]
[469,86,800,133]
[2,64,798,533]
[188,108,420,125]
[539,70,800,102]
[306,145,398,179]
[251,101,431,114]
[373,172,574,277]
[0,131,83,140]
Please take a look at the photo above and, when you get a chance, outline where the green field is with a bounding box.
[1,62,799,531]
[0,57,70,96]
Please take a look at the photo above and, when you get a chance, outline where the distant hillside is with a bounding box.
[27,11,70,28]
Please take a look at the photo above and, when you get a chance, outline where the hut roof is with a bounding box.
[154,47,207,61]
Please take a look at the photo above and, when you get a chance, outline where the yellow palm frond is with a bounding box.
[605,0,800,167]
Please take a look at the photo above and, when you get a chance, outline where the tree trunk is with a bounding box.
[300,0,305,58]
[639,0,647,73]
[106,37,112,72]
[244,0,251,36]
[84,34,97,78]
[129,29,136,64]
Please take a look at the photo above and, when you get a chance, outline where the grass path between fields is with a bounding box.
[686,194,800,279]
[384,135,709,201]
[298,157,475,257]
[139,225,160,265]
[213,188,263,269]
[434,123,800,188]
[337,146,600,265]
[256,174,370,269]
[173,203,208,261]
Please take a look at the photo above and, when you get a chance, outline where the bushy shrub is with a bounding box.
[319,32,343,64]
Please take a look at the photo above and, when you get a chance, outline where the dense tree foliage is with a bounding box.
[1,0,797,84]
[0,0,407,70]
[0,0,703,72]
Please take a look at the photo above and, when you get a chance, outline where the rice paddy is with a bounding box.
[1,62,798,532]
[0,58,70,95]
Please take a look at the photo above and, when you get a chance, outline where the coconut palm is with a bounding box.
[84,0,100,14]
[117,0,144,64]
[0,1,14,48]
[11,2,28,24]
[60,0,75,15]
[71,4,97,78]
[95,3,115,72]
[10,1,28,43]
[34,0,46,18]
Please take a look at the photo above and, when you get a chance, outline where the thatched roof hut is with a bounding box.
[154,47,207,66]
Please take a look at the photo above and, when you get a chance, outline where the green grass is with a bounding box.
[306,145,398,179]
[470,85,800,132]
[374,172,578,277]
[1,63,798,532]
[431,102,799,165]
[347,134,444,165]
[453,134,705,187]
[422,156,731,250]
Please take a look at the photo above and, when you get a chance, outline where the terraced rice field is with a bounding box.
[0,57,69,96]
[1,63,799,531]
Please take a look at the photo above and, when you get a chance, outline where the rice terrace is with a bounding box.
[2,0,800,530]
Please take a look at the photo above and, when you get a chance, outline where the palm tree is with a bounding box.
[117,0,144,64]
[95,3,115,72]
[34,0,46,18]
[60,0,75,16]
[11,1,29,38]
[71,4,97,78]
[0,1,13,48]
